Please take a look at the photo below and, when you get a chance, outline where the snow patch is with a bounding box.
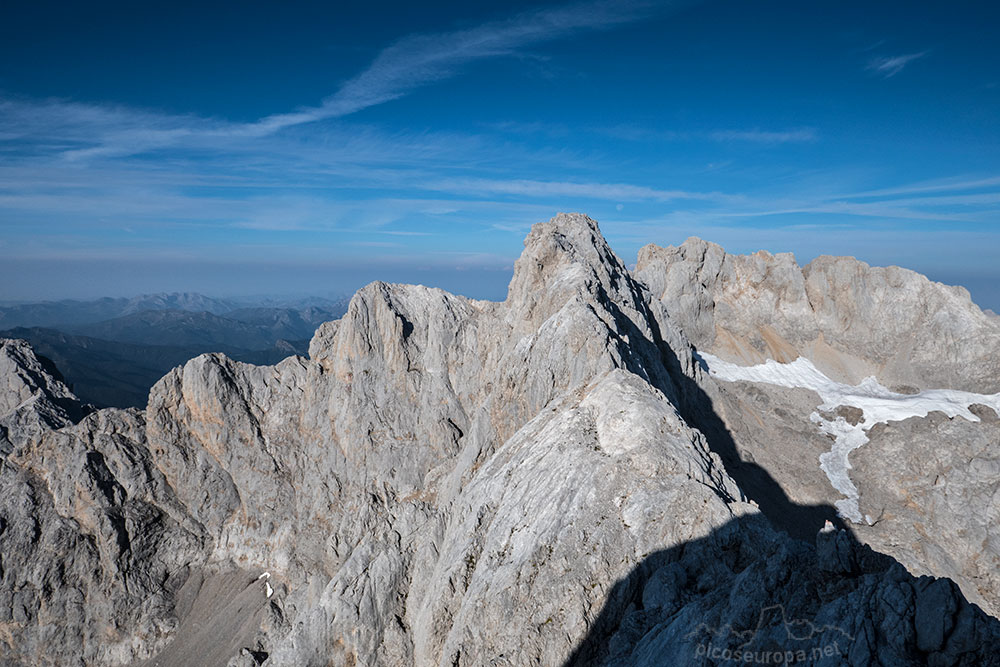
[258,572,273,598]
[697,352,1000,524]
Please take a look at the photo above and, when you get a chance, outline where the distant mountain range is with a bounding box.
[0,292,345,329]
[0,293,348,408]
[67,309,326,349]
[0,327,310,409]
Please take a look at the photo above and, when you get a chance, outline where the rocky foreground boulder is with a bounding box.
[1,214,998,665]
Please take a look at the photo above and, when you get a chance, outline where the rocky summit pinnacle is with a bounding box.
[2,213,999,666]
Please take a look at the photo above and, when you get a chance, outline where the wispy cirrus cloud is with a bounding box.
[425,177,734,202]
[486,122,816,144]
[866,51,927,78]
[250,0,673,135]
[0,98,204,160]
[709,128,817,144]
[0,0,677,162]
[845,175,1000,199]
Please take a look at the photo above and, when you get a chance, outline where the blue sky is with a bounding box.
[2,0,999,308]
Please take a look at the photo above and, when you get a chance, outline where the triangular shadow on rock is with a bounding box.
[589,267,848,542]
[563,512,1000,666]
[556,225,1000,663]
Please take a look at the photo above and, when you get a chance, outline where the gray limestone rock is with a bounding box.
[0,338,89,453]
[636,237,1000,393]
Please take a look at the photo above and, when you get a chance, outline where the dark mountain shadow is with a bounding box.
[594,278,847,541]
[672,367,847,542]
[563,512,1000,666]
[572,276,1000,664]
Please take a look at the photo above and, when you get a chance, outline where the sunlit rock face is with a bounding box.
[636,236,1000,393]
[2,213,999,667]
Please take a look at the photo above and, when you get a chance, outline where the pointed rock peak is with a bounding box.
[0,339,88,442]
[505,213,632,324]
[517,213,618,273]
[537,211,602,239]
[0,338,78,414]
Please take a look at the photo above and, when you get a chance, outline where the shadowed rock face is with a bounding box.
[0,338,90,453]
[567,513,1000,667]
[1,214,998,666]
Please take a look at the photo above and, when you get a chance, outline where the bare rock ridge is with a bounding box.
[636,236,1000,393]
[1,213,998,666]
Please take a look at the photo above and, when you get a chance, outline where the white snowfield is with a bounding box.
[696,352,1000,523]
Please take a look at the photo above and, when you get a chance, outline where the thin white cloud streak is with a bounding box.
[0,0,674,160]
[866,51,927,78]
[598,125,817,144]
[247,0,669,134]
[0,98,208,161]
[709,128,817,144]
[846,175,1000,199]
[488,122,818,144]
[709,200,990,224]
[673,185,1000,224]
[427,177,736,202]
[868,192,1000,207]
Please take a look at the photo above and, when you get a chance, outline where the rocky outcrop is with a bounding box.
[636,237,1000,393]
[0,338,88,453]
[1,214,999,666]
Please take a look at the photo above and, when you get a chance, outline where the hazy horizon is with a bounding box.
[2,243,998,314]
[2,0,999,309]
